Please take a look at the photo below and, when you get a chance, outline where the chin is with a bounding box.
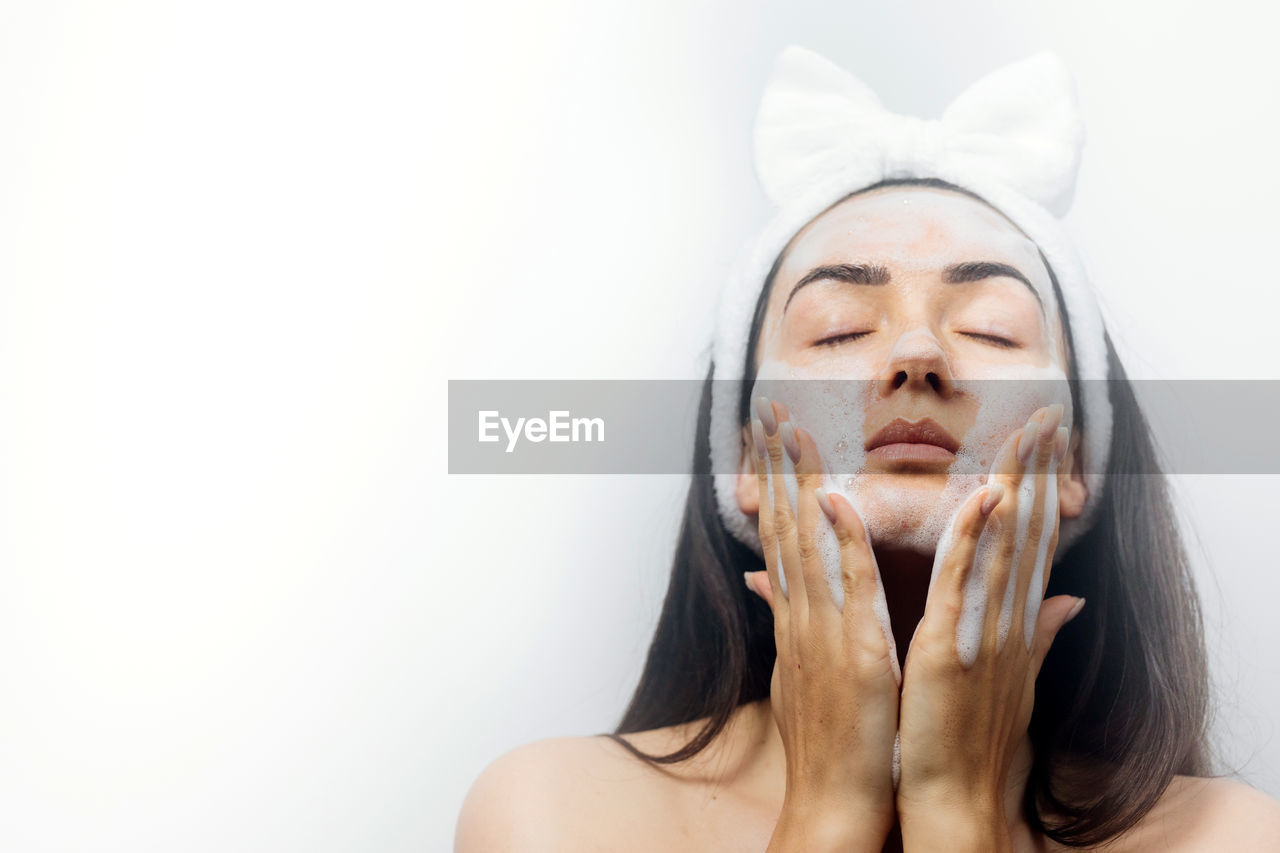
[863,514,945,555]
[846,475,985,556]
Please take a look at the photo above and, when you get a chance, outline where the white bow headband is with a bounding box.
[709,46,1113,563]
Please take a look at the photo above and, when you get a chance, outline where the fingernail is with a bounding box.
[1053,426,1069,465]
[752,419,767,458]
[754,396,777,435]
[779,421,801,463]
[743,571,755,595]
[815,487,836,524]
[1039,403,1064,442]
[1017,421,1038,465]
[1066,597,1086,623]
[981,482,1005,515]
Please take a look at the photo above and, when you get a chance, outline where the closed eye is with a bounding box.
[815,331,871,347]
[962,332,1018,348]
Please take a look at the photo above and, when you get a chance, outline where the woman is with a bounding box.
[455,49,1280,851]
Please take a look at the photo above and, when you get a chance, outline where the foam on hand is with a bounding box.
[945,424,1065,667]
[892,731,901,789]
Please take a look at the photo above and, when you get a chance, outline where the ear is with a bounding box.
[1057,428,1088,519]
[734,424,761,517]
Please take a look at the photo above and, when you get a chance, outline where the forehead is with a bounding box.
[777,186,1047,289]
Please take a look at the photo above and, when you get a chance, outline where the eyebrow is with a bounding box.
[782,263,890,314]
[943,261,1044,318]
[782,260,1044,319]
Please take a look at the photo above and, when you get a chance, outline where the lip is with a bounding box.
[867,442,957,463]
[864,417,960,461]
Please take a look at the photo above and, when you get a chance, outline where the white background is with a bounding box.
[2,1,1278,851]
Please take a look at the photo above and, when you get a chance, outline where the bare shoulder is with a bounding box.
[453,732,686,853]
[1165,776,1280,849]
[1108,775,1280,852]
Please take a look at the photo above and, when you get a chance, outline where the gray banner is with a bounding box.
[448,379,1280,475]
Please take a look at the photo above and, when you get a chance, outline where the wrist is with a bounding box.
[774,794,893,853]
[897,797,1009,853]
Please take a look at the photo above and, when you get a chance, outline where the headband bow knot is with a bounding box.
[754,46,1085,216]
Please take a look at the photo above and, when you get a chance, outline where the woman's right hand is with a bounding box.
[747,396,900,853]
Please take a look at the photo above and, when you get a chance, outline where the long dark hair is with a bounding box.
[604,179,1212,846]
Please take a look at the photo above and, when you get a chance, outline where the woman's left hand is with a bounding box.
[894,403,1086,852]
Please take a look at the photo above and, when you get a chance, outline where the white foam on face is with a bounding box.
[750,188,1074,570]
[752,358,1068,546]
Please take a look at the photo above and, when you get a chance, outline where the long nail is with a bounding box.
[815,487,836,524]
[754,396,777,435]
[779,421,801,463]
[752,419,767,458]
[1053,426,1069,465]
[981,482,1005,515]
[1066,597,1086,623]
[1017,421,1039,465]
[1039,403,1064,442]
[743,571,755,595]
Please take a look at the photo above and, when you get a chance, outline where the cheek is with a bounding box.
[748,361,881,555]
[952,366,1073,470]
[774,340,884,379]
[752,358,877,476]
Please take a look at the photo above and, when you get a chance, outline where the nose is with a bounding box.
[876,327,957,400]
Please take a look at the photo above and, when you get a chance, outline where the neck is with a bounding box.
[873,546,935,673]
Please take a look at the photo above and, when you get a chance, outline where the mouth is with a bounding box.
[864,417,960,465]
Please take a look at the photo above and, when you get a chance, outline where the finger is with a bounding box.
[1021,446,1065,648]
[745,570,775,609]
[1043,425,1069,593]
[759,397,808,621]
[1042,426,1069,604]
[752,408,789,638]
[920,481,1002,659]
[1031,595,1084,675]
[823,489,875,620]
[789,423,841,626]
[933,481,1004,613]
[982,405,1048,652]
[757,399,808,617]
[1011,405,1065,649]
[825,489,902,682]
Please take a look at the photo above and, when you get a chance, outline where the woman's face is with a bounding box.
[736,185,1088,554]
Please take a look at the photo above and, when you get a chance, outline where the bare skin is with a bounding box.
[455,187,1280,851]
[455,702,1280,851]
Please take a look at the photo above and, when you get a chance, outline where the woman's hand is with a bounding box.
[746,396,901,853]
[894,403,1085,852]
